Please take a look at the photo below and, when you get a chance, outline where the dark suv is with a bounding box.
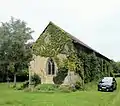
[98,77,117,92]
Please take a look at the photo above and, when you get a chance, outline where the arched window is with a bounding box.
[47,58,55,75]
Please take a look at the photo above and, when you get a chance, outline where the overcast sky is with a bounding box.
[0,0,120,61]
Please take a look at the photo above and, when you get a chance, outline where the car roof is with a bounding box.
[103,77,113,80]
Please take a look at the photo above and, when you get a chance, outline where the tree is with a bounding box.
[111,61,120,73]
[0,17,34,87]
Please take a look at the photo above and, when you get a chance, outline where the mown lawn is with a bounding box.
[0,78,120,106]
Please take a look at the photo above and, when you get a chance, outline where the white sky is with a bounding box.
[0,0,120,61]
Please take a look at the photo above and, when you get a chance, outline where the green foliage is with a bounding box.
[75,57,84,80]
[78,52,91,83]
[82,53,100,82]
[89,53,100,81]
[16,81,29,90]
[0,17,34,86]
[78,51,112,83]
[84,81,98,91]
[0,63,8,82]
[32,22,78,86]
[59,85,76,93]
[16,74,40,90]
[33,22,73,57]
[111,61,120,73]
[53,67,68,84]
[1,81,120,106]
[22,81,29,88]
[75,81,83,90]
[16,69,29,82]
[31,74,41,86]
[35,84,58,92]
[67,54,77,71]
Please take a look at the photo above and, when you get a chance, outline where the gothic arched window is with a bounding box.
[47,58,55,75]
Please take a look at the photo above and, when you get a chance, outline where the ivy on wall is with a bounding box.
[78,51,113,83]
[32,22,113,85]
[32,22,74,57]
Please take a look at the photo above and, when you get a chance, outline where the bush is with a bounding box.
[16,85,23,90]
[24,88,32,92]
[22,80,29,88]
[84,81,97,91]
[53,67,68,84]
[75,81,82,90]
[16,74,41,90]
[59,85,76,93]
[35,84,58,92]
[16,81,29,90]
[16,69,29,82]
[31,74,41,86]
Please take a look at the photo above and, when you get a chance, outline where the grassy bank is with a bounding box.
[0,78,120,106]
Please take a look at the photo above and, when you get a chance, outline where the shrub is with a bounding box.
[84,81,98,91]
[16,81,29,90]
[59,85,76,93]
[53,67,68,84]
[16,74,41,90]
[35,84,58,92]
[75,81,82,90]
[15,84,23,90]
[14,81,29,90]
[75,81,84,90]
[31,74,41,86]
[22,80,29,88]
[24,88,32,92]
[16,69,29,82]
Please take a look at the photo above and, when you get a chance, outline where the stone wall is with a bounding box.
[29,53,83,85]
[29,55,57,84]
[62,71,82,85]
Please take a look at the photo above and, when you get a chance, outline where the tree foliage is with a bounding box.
[111,61,120,73]
[0,17,34,85]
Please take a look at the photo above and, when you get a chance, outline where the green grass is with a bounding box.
[0,78,120,106]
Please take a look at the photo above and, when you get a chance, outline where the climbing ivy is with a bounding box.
[32,22,74,57]
[32,22,113,86]
[53,67,68,85]
[78,51,112,83]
